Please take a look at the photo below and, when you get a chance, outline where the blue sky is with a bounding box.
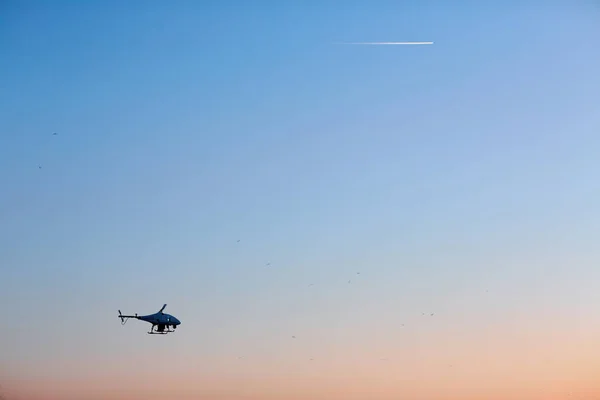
[1,1,600,399]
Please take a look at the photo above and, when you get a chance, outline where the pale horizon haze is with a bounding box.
[1,1,600,399]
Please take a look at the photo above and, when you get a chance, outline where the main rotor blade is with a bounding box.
[337,41,434,45]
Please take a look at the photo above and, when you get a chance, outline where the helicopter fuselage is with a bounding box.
[119,304,181,334]
[138,312,181,327]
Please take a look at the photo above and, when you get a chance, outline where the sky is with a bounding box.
[1,1,600,399]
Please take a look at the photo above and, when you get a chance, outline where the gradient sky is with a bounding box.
[1,1,600,399]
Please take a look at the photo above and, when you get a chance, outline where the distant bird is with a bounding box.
[265,262,271,266]
[308,283,314,287]
[309,358,314,361]
[52,132,58,135]
[356,272,360,275]
[236,239,240,243]
[38,165,42,169]
[430,313,434,316]
[291,335,296,339]
[348,280,351,283]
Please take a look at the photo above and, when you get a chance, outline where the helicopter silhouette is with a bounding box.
[118,304,181,334]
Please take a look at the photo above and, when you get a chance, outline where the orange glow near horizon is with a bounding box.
[5,322,600,400]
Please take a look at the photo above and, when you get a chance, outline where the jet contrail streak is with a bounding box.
[337,41,434,45]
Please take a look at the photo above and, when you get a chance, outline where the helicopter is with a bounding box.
[118,304,181,334]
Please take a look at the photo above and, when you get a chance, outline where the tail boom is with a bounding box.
[118,310,139,324]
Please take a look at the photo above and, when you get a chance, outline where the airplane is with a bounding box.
[118,304,181,335]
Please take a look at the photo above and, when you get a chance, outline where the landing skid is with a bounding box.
[148,326,175,335]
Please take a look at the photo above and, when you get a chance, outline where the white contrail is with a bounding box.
[336,41,434,45]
